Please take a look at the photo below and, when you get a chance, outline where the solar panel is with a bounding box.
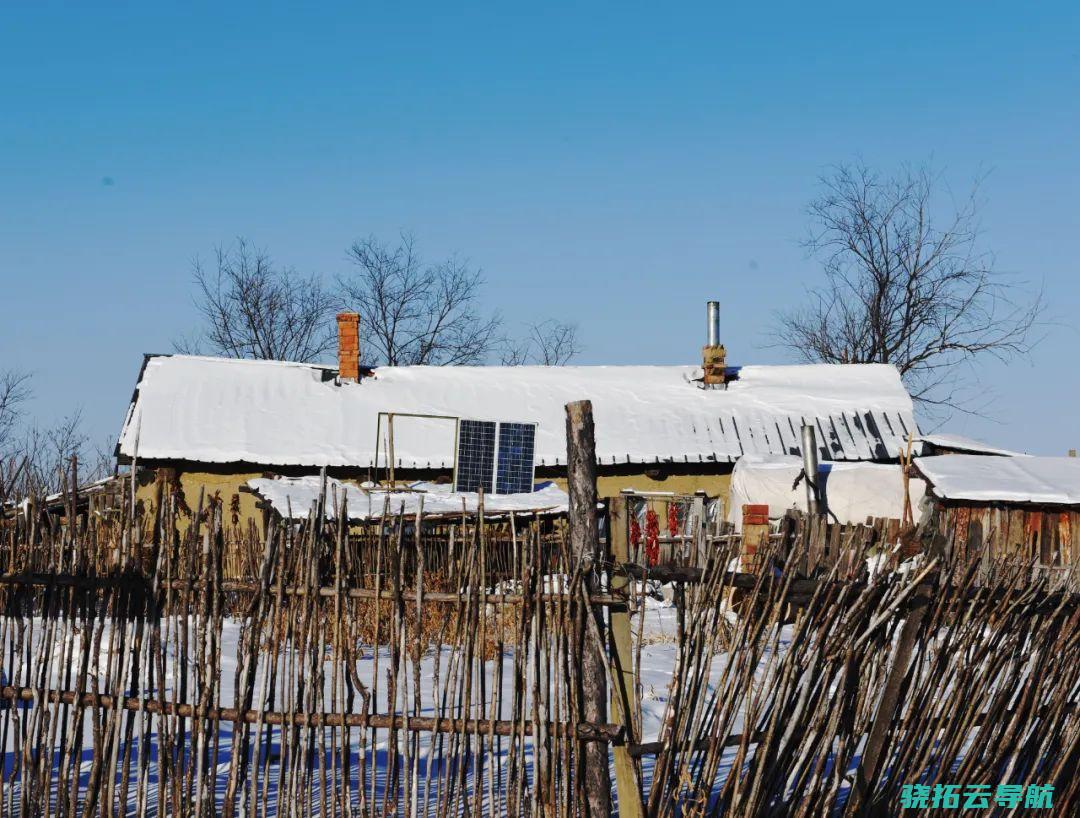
[454,419,537,495]
[455,419,496,493]
[495,422,536,494]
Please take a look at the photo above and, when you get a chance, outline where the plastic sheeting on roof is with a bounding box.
[727,455,926,531]
[116,355,917,469]
[916,454,1080,505]
[246,476,570,520]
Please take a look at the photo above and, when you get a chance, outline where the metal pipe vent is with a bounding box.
[706,301,720,347]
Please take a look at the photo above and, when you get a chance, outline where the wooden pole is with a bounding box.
[801,424,820,516]
[565,400,612,818]
[607,495,644,818]
[846,580,933,814]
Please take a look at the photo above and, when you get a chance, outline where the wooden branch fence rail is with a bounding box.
[0,686,621,742]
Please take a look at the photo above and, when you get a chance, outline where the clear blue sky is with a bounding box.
[2,2,1077,455]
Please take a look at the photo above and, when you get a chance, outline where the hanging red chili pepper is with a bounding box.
[630,515,642,548]
[645,508,660,566]
[667,502,680,538]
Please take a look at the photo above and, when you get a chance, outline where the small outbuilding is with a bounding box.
[727,454,925,531]
[914,454,1080,576]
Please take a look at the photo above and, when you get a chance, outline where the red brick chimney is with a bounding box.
[336,312,360,381]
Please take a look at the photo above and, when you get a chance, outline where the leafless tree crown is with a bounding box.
[175,233,579,368]
[339,234,504,366]
[0,371,31,501]
[176,239,336,362]
[0,371,30,453]
[774,163,1043,414]
[500,320,582,365]
[0,372,111,503]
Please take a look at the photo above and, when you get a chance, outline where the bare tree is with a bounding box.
[501,320,582,365]
[1,395,111,503]
[0,371,31,502]
[176,239,336,362]
[0,371,30,452]
[17,412,89,498]
[774,163,1043,415]
[339,233,503,365]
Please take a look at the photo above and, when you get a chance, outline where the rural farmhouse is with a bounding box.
[115,307,920,527]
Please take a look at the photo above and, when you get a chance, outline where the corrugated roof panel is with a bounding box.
[817,416,843,460]
[827,413,858,460]
[842,411,875,461]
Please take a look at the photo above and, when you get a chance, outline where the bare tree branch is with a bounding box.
[501,320,582,365]
[176,239,336,362]
[773,162,1044,418]
[339,233,503,365]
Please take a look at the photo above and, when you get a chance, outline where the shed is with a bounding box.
[728,455,926,531]
[914,454,1080,572]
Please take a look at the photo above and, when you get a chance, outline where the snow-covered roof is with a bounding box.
[246,476,570,520]
[915,433,1025,457]
[116,355,918,469]
[916,454,1080,505]
[727,455,925,530]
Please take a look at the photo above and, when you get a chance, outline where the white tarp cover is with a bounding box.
[116,355,917,469]
[915,433,1025,457]
[727,455,925,530]
[915,454,1080,505]
[246,476,570,520]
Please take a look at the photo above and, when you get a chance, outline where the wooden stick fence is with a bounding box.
[1,407,1077,815]
[0,482,616,818]
[627,526,1079,816]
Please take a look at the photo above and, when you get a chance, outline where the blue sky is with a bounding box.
[2,2,1078,455]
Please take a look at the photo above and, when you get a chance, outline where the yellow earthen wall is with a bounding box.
[137,467,734,532]
[567,472,730,500]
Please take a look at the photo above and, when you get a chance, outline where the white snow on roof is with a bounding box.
[916,455,1080,505]
[728,454,925,530]
[915,433,1025,457]
[246,476,569,520]
[116,355,917,469]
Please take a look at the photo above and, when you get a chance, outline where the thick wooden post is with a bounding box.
[565,400,612,818]
[607,494,645,818]
[847,581,932,814]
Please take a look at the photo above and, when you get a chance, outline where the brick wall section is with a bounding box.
[742,503,770,570]
[336,312,360,380]
[701,344,727,385]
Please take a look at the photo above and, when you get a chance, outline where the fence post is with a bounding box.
[847,580,933,813]
[565,400,612,818]
[691,490,707,567]
[607,494,645,818]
